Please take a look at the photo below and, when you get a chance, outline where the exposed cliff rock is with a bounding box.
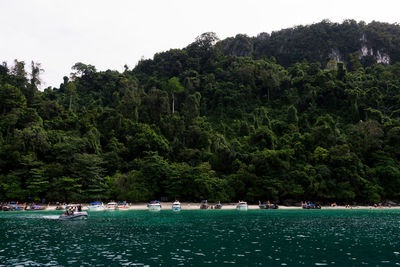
[217,20,400,67]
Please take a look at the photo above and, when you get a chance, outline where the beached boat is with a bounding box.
[106,202,118,210]
[26,204,48,211]
[87,202,105,211]
[236,201,248,211]
[215,201,222,209]
[172,200,181,211]
[148,201,161,211]
[302,202,321,209]
[3,202,26,211]
[59,211,88,220]
[258,201,278,209]
[200,200,209,209]
[116,202,130,210]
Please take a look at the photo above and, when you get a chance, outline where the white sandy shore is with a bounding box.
[45,203,400,211]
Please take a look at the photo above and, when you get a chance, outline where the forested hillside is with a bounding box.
[220,20,400,68]
[1,20,400,204]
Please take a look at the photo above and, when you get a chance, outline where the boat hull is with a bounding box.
[59,212,88,220]
[172,206,181,211]
[148,205,161,211]
[87,206,106,211]
[236,205,248,211]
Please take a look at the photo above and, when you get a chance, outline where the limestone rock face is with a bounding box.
[217,21,399,67]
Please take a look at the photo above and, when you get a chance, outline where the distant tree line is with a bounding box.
[1,21,400,204]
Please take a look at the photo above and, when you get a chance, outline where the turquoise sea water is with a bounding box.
[1,209,400,266]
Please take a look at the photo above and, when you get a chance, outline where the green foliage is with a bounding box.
[2,20,400,203]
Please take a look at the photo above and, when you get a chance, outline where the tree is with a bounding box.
[165,77,184,114]
[65,82,77,111]
[0,83,26,115]
[70,153,107,200]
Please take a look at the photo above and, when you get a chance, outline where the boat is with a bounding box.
[302,202,321,209]
[106,202,118,210]
[87,202,105,211]
[148,201,161,211]
[26,204,48,211]
[116,202,130,210]
[259,201,278,209]
[4,202,26,211]
[171,200,181,211]
[59,211,88,220]
[200,200,209,209]
[259,201,267,209]
[236,201,248,211]
[215,201,222,209]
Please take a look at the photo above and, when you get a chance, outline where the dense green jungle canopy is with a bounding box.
[1,20,400,204]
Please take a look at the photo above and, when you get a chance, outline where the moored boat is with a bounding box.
[259,201,279,209]
[87,202,105,211]
[148,201,161,211]
[200,200,209,209]
[236,201,248,211]
[26,204,48,211]
[302,201,321,209]
[4,202,26,211]
[106,202,118,210]
[215,201,222,209]
[259,201,267,209]
[116,202,130,210]
[172,200,181,211]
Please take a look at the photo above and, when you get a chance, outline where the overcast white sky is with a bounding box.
[1,0,399,88]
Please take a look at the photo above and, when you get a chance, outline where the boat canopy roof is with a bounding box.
[90,202,103,205]
[149,200,160,203]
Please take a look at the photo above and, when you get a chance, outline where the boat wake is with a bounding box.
[42,215,60,220]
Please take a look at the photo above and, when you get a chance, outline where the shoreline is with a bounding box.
[41,202,400,211]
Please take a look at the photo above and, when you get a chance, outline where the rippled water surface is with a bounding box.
[1,209,400,266]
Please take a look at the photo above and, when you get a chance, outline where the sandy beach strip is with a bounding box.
[43,203,400,211]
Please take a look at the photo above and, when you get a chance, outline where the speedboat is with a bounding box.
[116,202,130,210]
[59,211,88,220]
[215,201,222,209]
[236,201,248,211]
[106,202,118,211]
[87,202,105,211]
[200,200,209,209]
[148,201,161,211]
[172,200,181,211]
